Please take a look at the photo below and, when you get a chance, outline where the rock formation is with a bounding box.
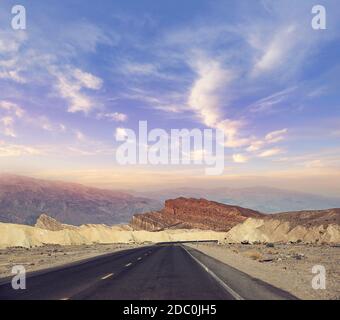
[35,214,77,231]
[224,216,340,244]
[266,208,340,227]
[130,198,340,244]
[131,197,263,232]
[1,197,339,248]
[0,216,226,249]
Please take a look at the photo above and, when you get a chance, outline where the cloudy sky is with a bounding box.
[0,0,339,195]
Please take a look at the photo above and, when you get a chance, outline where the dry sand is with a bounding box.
[0,243,139,279]
[187,243,340,300]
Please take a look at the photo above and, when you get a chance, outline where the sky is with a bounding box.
[0,0,340,195]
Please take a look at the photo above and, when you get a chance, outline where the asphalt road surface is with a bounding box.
[0,244,297,300]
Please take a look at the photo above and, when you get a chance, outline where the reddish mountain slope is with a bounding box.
[131,197,264,232]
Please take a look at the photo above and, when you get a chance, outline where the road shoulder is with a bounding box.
[184,244,298,300]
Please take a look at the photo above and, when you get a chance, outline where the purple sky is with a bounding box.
[0,0,339,195]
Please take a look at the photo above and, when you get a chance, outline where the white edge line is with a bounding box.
[182,246,244,300]
[101,273,114,280]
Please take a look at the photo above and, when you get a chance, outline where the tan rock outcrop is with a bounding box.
[224,217,340,244]
[0,221,226,249]
[35,214,77,231]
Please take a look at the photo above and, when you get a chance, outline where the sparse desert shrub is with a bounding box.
[244,250,263,261]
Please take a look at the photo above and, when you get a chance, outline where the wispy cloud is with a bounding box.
[28,116,67,133]
[252,25,298,75]
[265,128,288,143]
[188,57,234,127]
[0,101,24,117]
[0,116,16,137]
[0,30,27,54]
[0,140,42,157]
[96,112,127,122]
[74,130,86,141]
[258,147,283,158]
[0,101,26,138]
[0,30,28,83]
[186,56,251,148]
[0,100,69,137]
[249,87,297,113]
[233,154,248,163]
[50,66,103,113]
[59,21,118,53]
[247,128,288,153]
[123,87,187,114]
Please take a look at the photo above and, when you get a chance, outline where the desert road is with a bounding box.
[0,244,297,300]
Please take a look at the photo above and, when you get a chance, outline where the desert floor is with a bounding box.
[187,243,340,300]
[1,242,339,300]
[0,243,141,280]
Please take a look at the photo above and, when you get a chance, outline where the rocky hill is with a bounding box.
[0,215,226,249]
[225,213,340,244]
[0,206,338,248]
[130,198,340,243]
[267,208,340,227]
[131,197,264,232]
[0,174,162,226]
[35,214,78,231]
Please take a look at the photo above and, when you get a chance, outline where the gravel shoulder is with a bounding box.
[186,243,340,300]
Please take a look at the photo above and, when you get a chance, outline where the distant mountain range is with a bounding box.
[1,174,339,227]
[132,187,340,213]
[0,174,162,225]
